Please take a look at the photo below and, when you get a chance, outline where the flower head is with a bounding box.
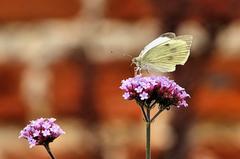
[19,118,65,148]
[120,75,190,109]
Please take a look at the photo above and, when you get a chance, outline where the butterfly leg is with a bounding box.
[134,67,142,76]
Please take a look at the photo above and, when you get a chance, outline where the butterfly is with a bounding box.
[132,32,193,75]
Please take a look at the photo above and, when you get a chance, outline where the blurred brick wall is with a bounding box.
[105,0,155,21]
[193,55,240,121]
[0,0,80,21]
[0,62,26,122]
[0,1,239,159]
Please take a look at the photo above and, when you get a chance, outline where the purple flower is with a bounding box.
[28,138,37,148]
[33,130,40,137]
[135,86,143,93]
[123,92,131,99]
[120,75,190,109]
[42,130,51,137]
[19,118,65,148]
[140,92,148,100]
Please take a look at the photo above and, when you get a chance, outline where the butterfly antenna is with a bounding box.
[109,51,133,59]
[123,53,133,58]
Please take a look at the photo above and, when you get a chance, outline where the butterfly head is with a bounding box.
[132,57,141,67]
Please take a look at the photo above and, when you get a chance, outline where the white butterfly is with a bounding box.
[132,32,193,74]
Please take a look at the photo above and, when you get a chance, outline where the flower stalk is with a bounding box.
[120,75,190,159]
[146,121,151,159]
[146,108,151,159]
[19,118,65,159]
[44,143,56,159]
[142,105,166,159]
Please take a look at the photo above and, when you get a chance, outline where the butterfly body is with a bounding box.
[132,32,193,74]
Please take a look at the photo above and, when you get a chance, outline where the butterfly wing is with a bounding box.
[160,32,176,38]
[139,32,176,57]
[140,35,192,72]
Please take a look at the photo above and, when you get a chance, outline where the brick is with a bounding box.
[105,0,155,21]
[0,0,80,21]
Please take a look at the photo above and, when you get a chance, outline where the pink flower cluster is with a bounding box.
[120,75,190,108]
[19,118,65,148]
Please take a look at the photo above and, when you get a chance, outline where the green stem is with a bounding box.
[44,143,56,159]
[146,121,151,159]
[140,105,148,121]
[146,108,151,159]
[150,108,164,122]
